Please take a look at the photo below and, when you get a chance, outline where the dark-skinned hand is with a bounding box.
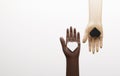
[60,27,80,58]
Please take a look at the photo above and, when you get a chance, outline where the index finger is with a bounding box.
[77,32,80,46]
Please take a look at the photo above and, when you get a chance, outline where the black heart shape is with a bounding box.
[90,27,101,37]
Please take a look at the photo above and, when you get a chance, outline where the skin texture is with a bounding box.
[60,27,80,76]
[83,0,103,54]
[89,0,102,23]
[83,24,103,54]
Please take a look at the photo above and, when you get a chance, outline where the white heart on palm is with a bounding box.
[67,42,78,52]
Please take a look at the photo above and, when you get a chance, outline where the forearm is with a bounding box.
[66,57,79,76]
[89,0,102,24]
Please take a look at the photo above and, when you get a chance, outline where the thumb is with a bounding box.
[60,37,66,48]
[82,33,88,43]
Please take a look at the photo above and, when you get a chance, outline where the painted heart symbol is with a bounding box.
[67,42,78,52]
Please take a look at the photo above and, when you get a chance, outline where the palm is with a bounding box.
[83,24,103,54]
[60,27,80,57]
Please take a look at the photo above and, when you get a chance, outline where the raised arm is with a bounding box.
[83,0,103,54]
[60,27,80,76]
[89,0,102,24]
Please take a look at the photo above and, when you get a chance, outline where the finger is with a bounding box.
[77,32,80,46]
[100,35,103,48]
[66,28,69,44]
[82,33,88,43]
[70,26,73,41]
[74,28,76,41]
[88,38,92,52]
[83,26,90,43]
[60,37,66,48]
[60,37,70,55]
[95,38,99,52]
[91,38,95,54]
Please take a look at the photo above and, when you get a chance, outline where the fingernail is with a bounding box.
[82,40,85,43]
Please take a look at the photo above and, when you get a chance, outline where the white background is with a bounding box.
[0,0,120,76]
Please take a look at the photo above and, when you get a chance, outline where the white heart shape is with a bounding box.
[67,42,78,52]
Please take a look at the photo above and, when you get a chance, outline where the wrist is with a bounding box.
[66,57,79,76]
[88,22,102,26]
